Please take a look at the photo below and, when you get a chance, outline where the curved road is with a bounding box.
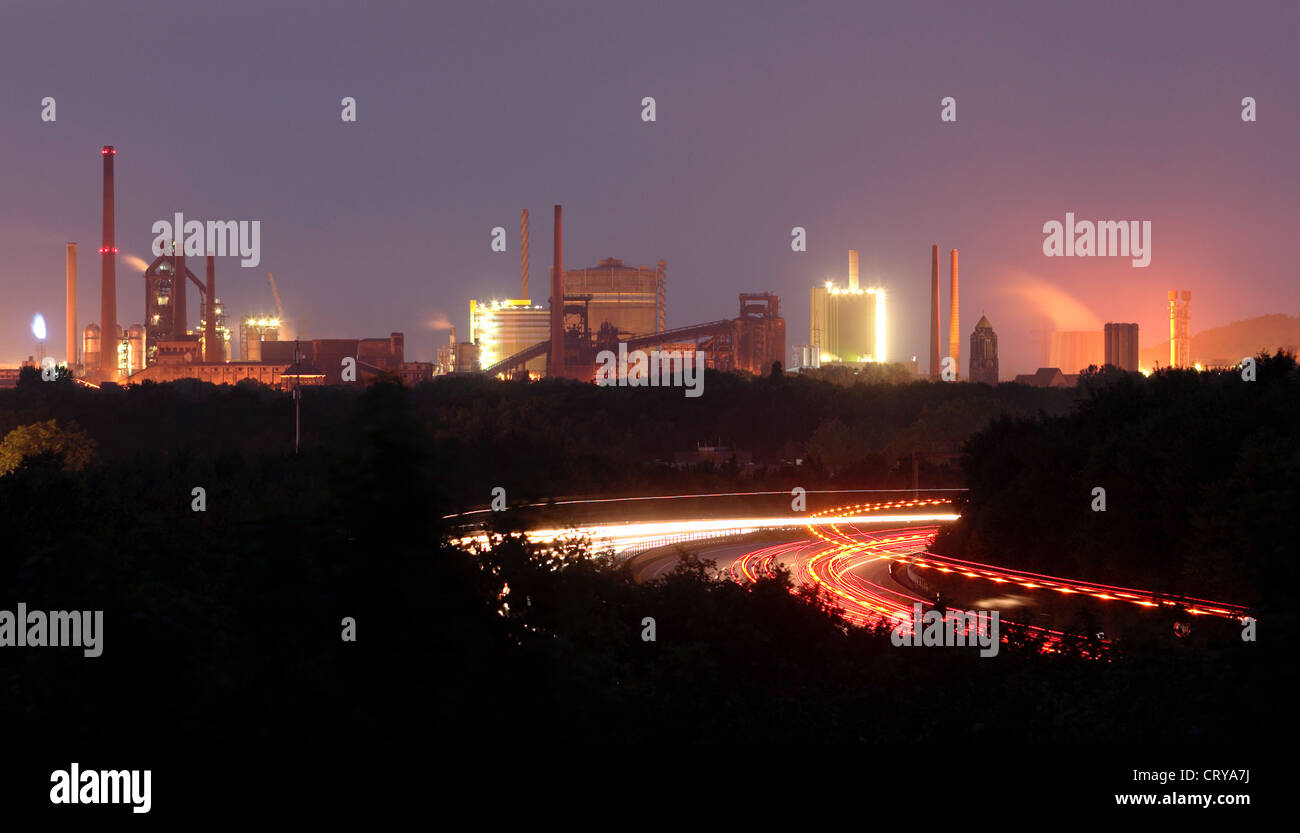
[626,500,1251,648]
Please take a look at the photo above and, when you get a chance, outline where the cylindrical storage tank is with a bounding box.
[128,324,146,375]
[83,323,101,370]
[455,342,480,373]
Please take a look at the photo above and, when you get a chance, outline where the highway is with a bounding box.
[453,490,1253,649]
[619,496,1252,649]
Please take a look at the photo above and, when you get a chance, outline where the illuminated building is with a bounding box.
[560,258,665,339]
[1104,322,1139,371]
[128,362,306,388]
[809,251,887,364]
[1168,290,1191,368]
[240,316,280,362]
[470,299,549,376]
[968,315,998,384]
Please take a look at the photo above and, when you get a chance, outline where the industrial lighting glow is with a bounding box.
[31,313,47,340]
[871,287,887,363]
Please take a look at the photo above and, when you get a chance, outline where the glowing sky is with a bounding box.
[1,0,1296,374]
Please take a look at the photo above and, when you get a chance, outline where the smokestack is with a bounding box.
[174,243,187,341]
[848,249,859,292]
[929,244,940,377]
[550,204,564,377]
[100,146,117,379]
[66,243,77,367]
[205,255,217,363]
[521,208,530,300]
[948,249,959,377]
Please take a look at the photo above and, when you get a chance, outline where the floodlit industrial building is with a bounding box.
[810,250,887,364]
[470,299,549,376]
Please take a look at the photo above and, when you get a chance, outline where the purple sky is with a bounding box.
[2,0,1297,372]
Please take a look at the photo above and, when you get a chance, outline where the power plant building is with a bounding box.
[470,299,549,375]
[1104,322,1139,371]
[968,315,998,384]
[560,258,666,339]
[810,251,886,364]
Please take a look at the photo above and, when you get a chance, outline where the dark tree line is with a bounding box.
[0,369,1281,760]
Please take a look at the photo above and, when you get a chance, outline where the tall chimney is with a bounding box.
[100,146,117,380]
[174,242,187,341]
[205,254,217,362]
[948,249,959,377]
[549,204,564,377]
[521,208,530,300]
[848,249,859,291]
[929,244,940,377]
[66,243,77,367]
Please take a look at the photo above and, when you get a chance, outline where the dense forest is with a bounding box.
[0,365,1075,502]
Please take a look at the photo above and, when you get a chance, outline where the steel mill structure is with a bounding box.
[481,204,784,380]
[72,144,418,390]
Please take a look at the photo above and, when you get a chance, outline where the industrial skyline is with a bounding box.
[1,2,1297,375]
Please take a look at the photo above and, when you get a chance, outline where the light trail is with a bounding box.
[710,499,1252,653]
[452,510,958,555]
[442,488,966,519]
[462,494,1252,653]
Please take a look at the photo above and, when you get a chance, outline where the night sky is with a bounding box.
[1,0,1296,372]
